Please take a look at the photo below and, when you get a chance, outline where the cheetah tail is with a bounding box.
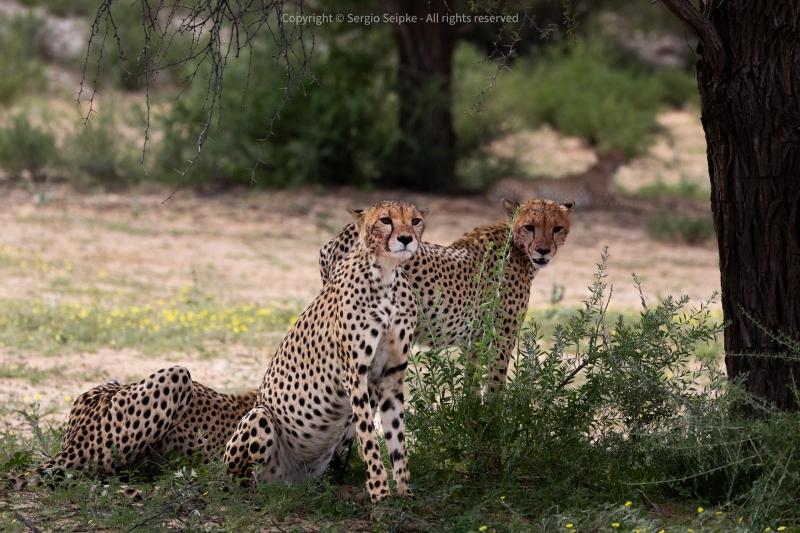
[3,453,74,491]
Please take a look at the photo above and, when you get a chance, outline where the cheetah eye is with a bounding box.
[380,217,392,225]
[524,224,536,233]
[411,218,421,226]
[553,226,563,233]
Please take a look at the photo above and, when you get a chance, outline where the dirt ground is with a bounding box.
[0,111,723,432]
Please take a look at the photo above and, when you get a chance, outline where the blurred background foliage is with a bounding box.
[0,0,698,192]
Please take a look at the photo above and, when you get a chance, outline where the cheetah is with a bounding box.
[6,367,256,489]
[224,201,425,503]
[487,151,623,209]
[319,198,574,386]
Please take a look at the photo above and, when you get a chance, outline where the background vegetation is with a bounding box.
[0,0,698,191]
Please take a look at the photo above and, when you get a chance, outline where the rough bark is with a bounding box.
[662,0,800,410]
[387,0,458,191]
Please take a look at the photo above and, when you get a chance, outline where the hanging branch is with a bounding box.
[80,0,314,201]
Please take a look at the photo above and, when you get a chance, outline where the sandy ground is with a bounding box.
[0,111,722,432]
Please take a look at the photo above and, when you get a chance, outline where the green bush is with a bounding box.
[648,212,715,244]
[452,39,698,160]
[156,26,400,189]
[65,105,143,188]
[0,114,58,181]
[407,243,726,513]
[0,13,47,104]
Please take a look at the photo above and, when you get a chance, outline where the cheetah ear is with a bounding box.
[559,200,576,214]
[500,198,519,217]
[346,208,366,226]
[417,207,428,217]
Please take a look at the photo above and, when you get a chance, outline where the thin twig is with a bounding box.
[636,489,671,517]
[13,512,43,533]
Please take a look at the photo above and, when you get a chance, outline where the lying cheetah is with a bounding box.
[224,201,425,503]
[6,367,256,489]
[487,151,623,209]
[319,198,574,385]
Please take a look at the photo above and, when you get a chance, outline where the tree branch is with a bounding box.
[657,0,729,74]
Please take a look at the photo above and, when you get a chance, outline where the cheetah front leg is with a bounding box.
[347,372,391,503]
[374,363,412,497]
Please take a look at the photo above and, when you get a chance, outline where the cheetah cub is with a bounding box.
[224,201,425,503]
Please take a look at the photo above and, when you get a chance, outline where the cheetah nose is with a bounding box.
[535,247,551,255]
[397,235,413,246]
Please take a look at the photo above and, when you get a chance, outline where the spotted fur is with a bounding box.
[487,152,623,209]
[224,201,425,503]
[6,367,256,490]
[319,198,574,386]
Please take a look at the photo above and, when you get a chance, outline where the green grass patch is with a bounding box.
[0,362,65,385]
[648,213,716,244]
[637,176,710,201]
[0,295,301,356]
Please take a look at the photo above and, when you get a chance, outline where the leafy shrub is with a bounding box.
[156,26,400,189]
[648,213,715,244]
[407,241,725,514]
[0,114,58,181]
[453,39,698,160]
[65,106,142,188]
[0,13,47,104]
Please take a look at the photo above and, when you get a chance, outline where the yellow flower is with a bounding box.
[34,394,40,400]
[739,517,744,524]
[688,530,694,533]
[88,519,93,524]
[658,530,665,533]
[715,511,723,515]
[479,527,488,532]
[625,501,632,507]
[65,396,72,402]
[28,411,33,415]
[765,529,771,532]
[697,507,704,513]
[778,527,786,531]
[612,524,620,529]
[23,396,29,402]
[500,496,505,500]
[203,491,209,496]
[566,525,573,529]
[666,372,673,378]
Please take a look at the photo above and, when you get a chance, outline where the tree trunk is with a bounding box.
[663,0,800,410]
[387,0,458,191]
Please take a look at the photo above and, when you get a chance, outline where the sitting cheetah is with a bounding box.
[224,201,425,503]
[6,367,256,489]
[487,151,623,209]
[319,198,574,385]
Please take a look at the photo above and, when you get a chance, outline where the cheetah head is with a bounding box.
[347,201,426,266]
[501,197,574,269]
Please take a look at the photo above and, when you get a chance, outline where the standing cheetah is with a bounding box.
[319,198,574,385]
[6,367,256,489]
[224,201,425,503]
